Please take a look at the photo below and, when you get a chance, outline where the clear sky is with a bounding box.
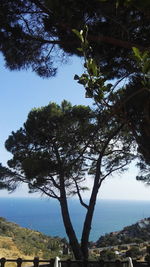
[1,54,150,200]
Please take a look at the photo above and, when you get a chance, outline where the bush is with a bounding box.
[145,254,150,263]
[126,246,142,259]
[99,249,118,261]
[1,242,11,249]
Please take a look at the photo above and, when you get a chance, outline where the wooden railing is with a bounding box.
[0,258,149,267]
[61,259,129,267]
[60,260,150,267]
[0,257,55,267]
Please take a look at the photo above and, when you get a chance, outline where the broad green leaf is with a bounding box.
[143,60,150,73]
[132,47,142,61]
[72,29,83,42]
[87,58,98,76]
[142,51,149,62]
[77,47,83,52]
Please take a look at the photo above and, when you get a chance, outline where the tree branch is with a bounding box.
[25,32,149,52]
[20,15,33,35]
[73,178,88,209]
[48,175,60,190]
[100,161,129,182]
[30,0,52,15]
[100,124,124,158]
[7,171,60,199]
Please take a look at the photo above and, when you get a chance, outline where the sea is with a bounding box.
[0,198,150,242]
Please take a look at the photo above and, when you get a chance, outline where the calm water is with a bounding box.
[0,198,150,241]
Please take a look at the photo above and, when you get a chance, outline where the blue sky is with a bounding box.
[1,54,150,200]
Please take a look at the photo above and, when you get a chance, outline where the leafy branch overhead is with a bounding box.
[132,47,150,86]
[73,26,112,102]
[72,19,150,176]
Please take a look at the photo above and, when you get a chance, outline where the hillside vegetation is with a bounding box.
[88,218,150,261]
[0,217,66,265]
[96,218,150,247]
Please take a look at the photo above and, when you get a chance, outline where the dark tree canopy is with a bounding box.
[121,78,150,164]
[4,101,94,195]
[0,0,149,78]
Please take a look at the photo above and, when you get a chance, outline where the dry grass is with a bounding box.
[0,236,35,267]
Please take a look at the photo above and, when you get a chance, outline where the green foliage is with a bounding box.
[145,254,150,263]
[99,249,118,261]
[147,246,150,254]
[96,218,150,248]
[0,101,94,196]
[132,47,150,85]
[0,99,135,260]
[145,245,150,262]
[73,21,150,176]
[0,0,149,79]
[118,75,150,172]
[126,246,142,259]
[73,26,111,102]
[0,99,134,197]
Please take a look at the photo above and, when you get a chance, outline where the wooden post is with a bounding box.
[115,259,121,267]
[33,257,39,267]
[83,259,88,267]
[67,259,71,267]
[133,260,137,267]
[99,259,105,267]
[0,257,6,267]
[50,258,55,267]
[17,258,23,267]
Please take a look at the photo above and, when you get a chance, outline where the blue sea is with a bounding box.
[0,198,150,242]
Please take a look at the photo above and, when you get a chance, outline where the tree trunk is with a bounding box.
[80,125,124,259]
[60,197,83,259]
[59,174,83,260]
[81,156,102,260]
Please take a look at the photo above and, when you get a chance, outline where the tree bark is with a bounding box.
[59,174,83,260]
[81,156,102,259]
